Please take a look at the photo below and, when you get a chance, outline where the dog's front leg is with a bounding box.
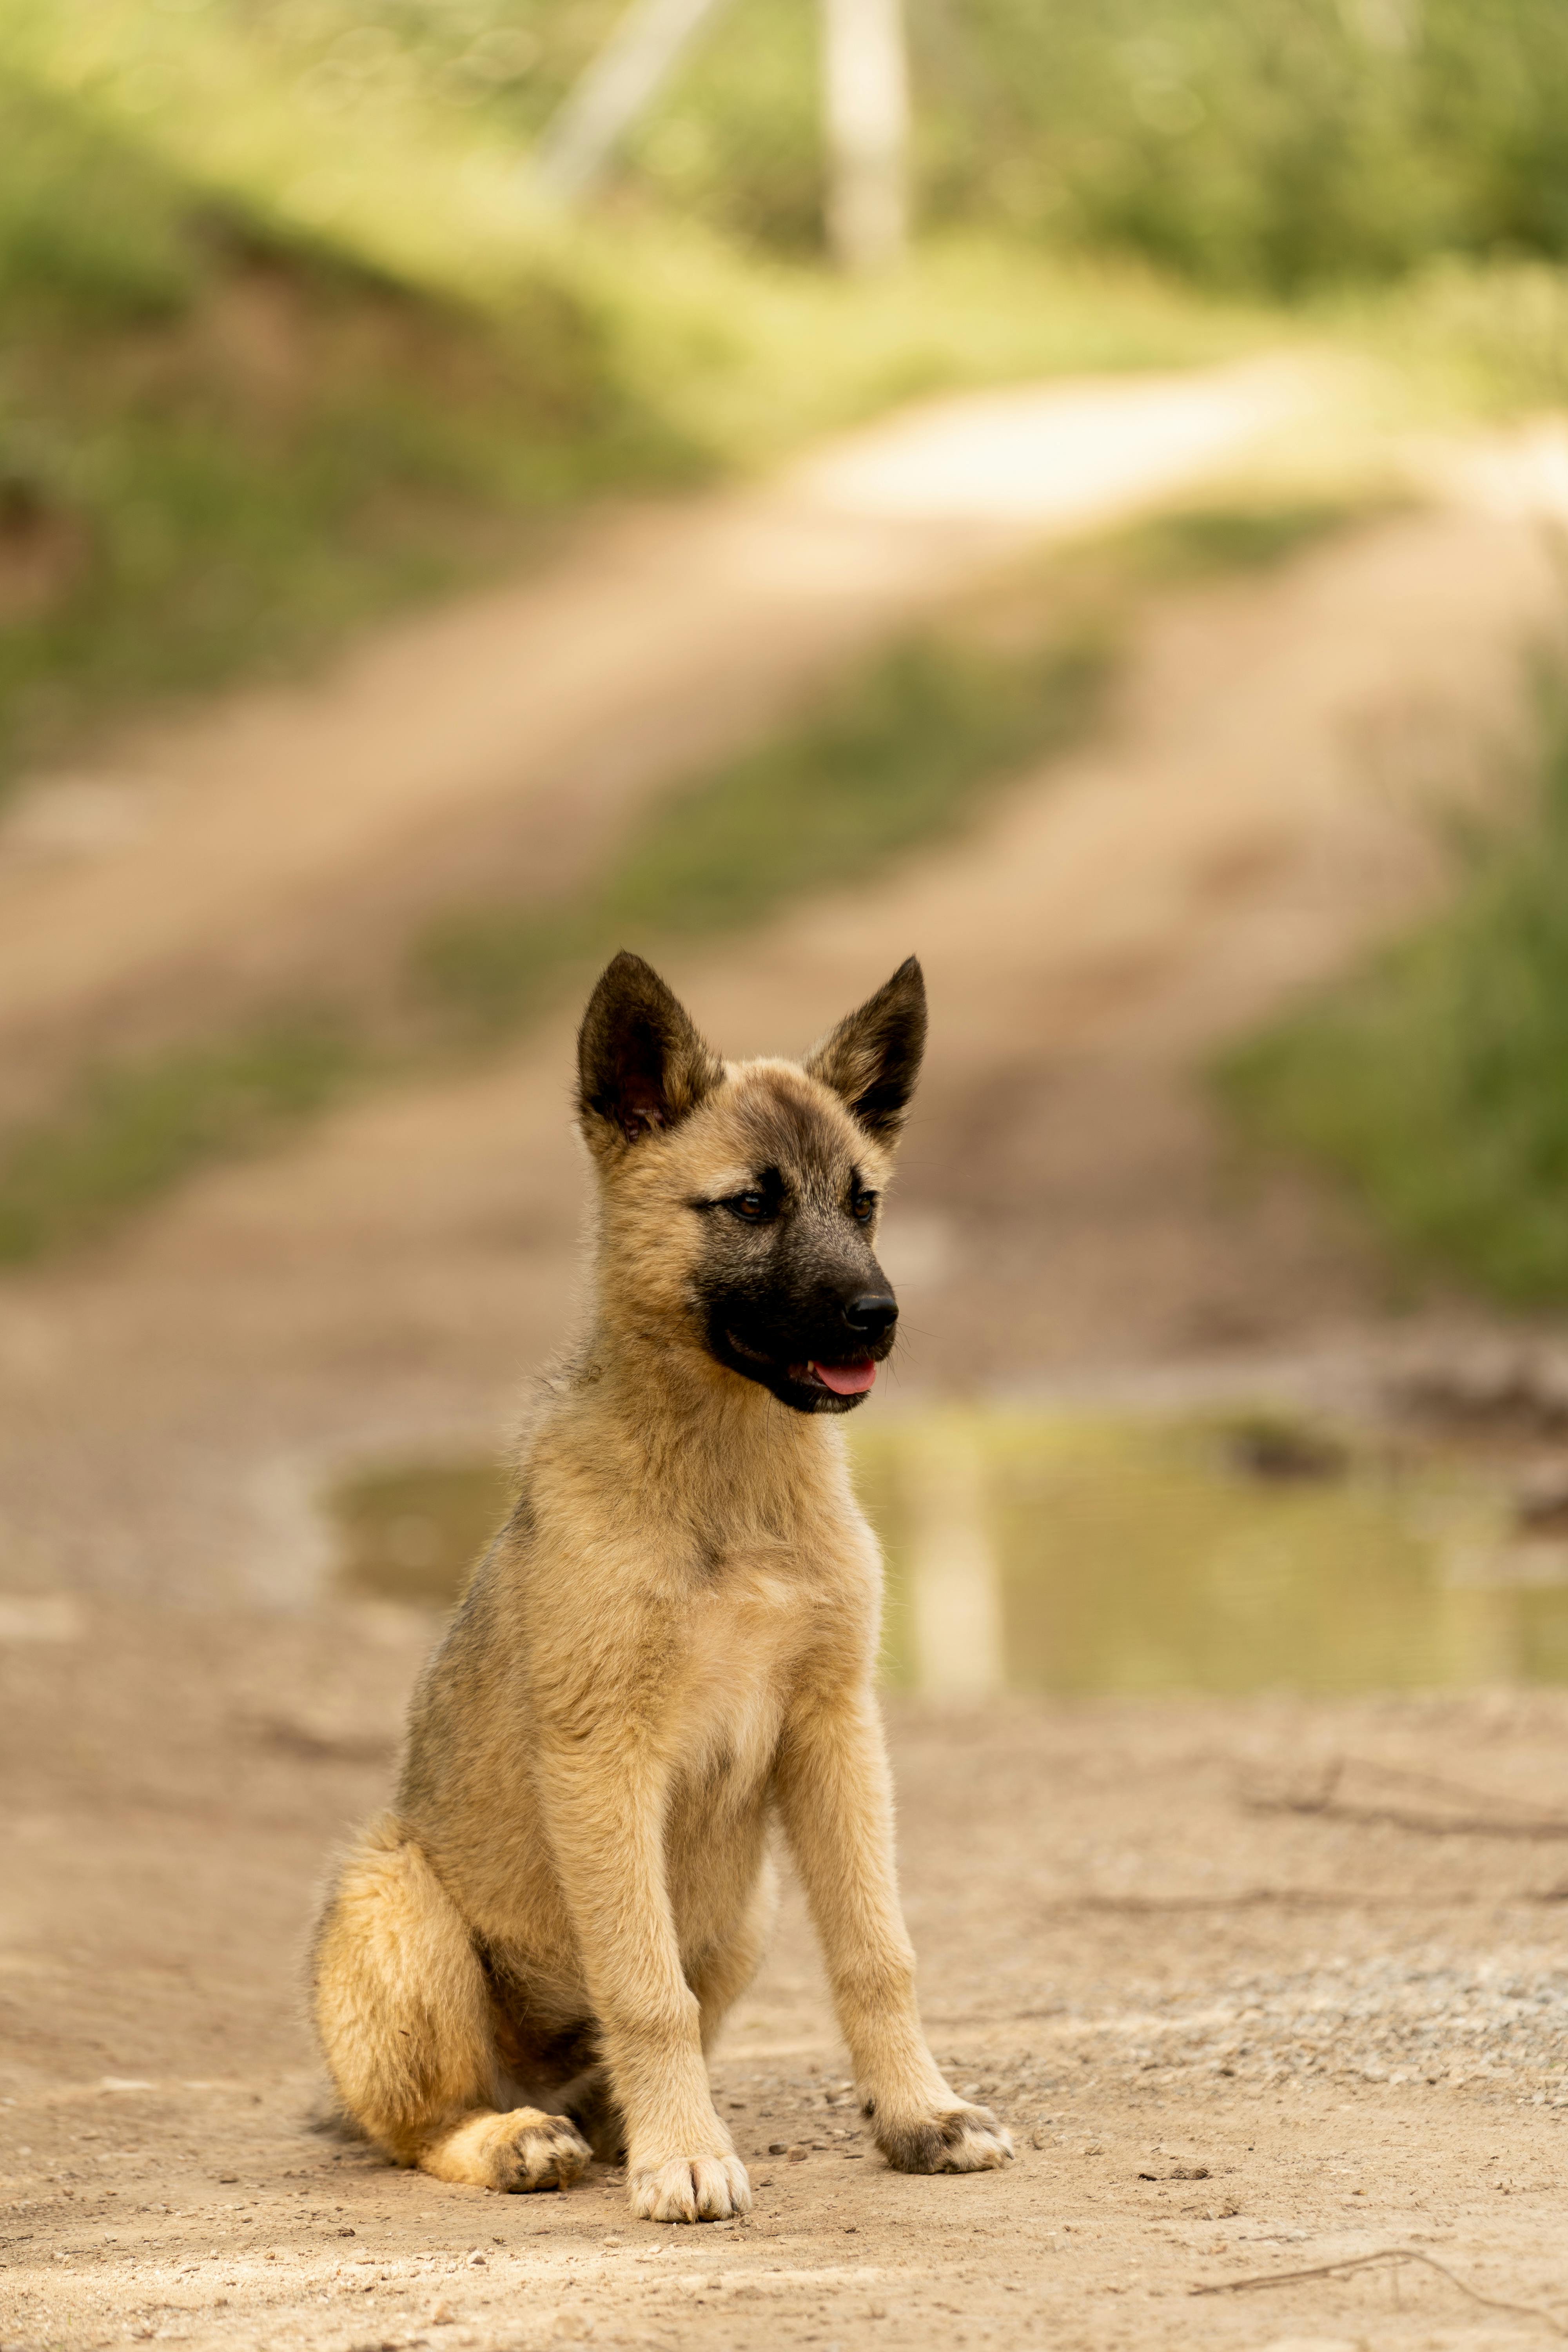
[775,1691,1013,2176]
[541,1744,750,2225]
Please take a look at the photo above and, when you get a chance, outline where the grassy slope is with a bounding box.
[0,59,693,796]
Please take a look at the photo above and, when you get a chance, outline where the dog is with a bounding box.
[310,949,1013,2223]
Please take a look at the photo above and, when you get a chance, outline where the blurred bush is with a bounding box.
[240,0,1568,293]
[0,44,700,784]
[912,0,1568,295]
[1222,677,1568,1304]
[49,0,1568,292]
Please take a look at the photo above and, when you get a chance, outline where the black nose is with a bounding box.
[843,1292,898,1340]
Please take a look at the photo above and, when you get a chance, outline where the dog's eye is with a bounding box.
[851,1193,877,1224]
[728,1192,768,1223]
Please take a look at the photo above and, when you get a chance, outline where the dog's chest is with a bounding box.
[671,1550,822,1792]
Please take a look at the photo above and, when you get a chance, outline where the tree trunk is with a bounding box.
[821,0,910,272]
[534,0,732,206]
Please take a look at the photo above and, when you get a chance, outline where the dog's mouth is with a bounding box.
[719,1328,882,1410]
[793,1358,878,1398]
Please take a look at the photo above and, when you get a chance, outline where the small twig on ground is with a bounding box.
[1352,1759,1568,1821]
[1191,2247,1568,2337]
[1249,1796,1568,1838]
[1243,1753,1568,1839]
[1072,1887,1480,1912]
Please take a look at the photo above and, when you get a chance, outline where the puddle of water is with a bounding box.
[327,1407,1568,1695]
[332,1458,510,1608]
[860,1409,1568,1696]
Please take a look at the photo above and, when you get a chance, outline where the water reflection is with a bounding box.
[853,1409,1568,1698]
[328,1406,1568,1697]
[900,1421,1006,1699]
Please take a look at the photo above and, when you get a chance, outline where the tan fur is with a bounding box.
[311,962,1012,2223]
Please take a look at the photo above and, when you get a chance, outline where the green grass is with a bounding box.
[1221,679,1568,1303]
[0,54,699,799]
[4,0,1540,813]
[1107,486,1403,583]
[416,623,1111,1031]
[1346,256,1568,417]
[0,45,1270,810]
[0,0,1287,813]
[0,0,1558,823]
[0,1012,363,1263]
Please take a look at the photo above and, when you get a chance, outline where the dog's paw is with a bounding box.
[629,2152,751,2224]
[877,2104,1013,2175]
[489,2109,593,2193]
[420,2105,593,2192]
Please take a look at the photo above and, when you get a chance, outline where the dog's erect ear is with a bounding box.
[804,956,927,1146]
[577,952,724,1154]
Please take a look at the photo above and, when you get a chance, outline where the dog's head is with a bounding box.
[575,951,926,1414]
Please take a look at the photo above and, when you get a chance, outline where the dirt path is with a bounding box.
[0,359,1303,1112]
[5,381,1568,2351]
[3,1611,1566,2352]
[0,483,1558,1608]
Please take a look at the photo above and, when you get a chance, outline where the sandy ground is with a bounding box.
[3,1610,1566,2350]
[4,376,1568,2347]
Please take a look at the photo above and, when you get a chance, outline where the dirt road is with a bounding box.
[3,1611,1566,2351]
[0,359,1302,1109]
[4,376,1568,2350]
[0,482,1557,1608]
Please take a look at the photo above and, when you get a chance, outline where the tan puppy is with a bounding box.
[311,951,1013,2223]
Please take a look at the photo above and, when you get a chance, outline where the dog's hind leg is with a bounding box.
[312,1816,591,2193]
[554,2064,626,2164]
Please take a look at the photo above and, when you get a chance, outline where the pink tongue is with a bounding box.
[812,1359,877,1397]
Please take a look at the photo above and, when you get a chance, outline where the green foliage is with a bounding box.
[0,1015,363,1263]
[267,0,1568,294]
[1221,683,1568,1302]
[1359,257,1568,415]
[1111,490,1399,581]
[666,0,1568,293]
[415,624,1111,1028]
[0,74,197,327]
[59,0,1568,296]
[0,53,698,797]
